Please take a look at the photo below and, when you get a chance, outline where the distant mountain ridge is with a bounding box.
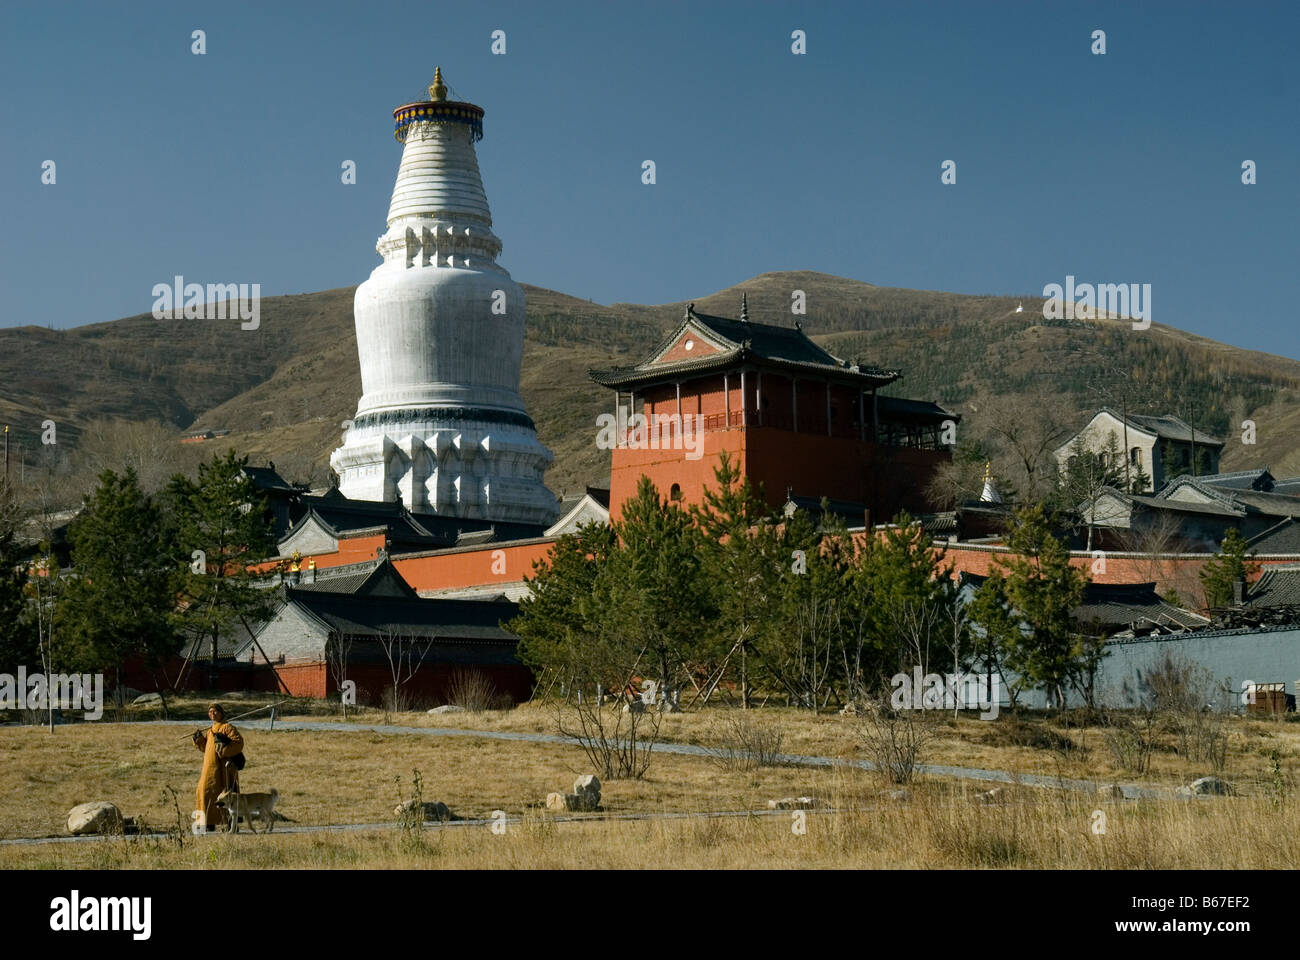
[2,271,1298,496]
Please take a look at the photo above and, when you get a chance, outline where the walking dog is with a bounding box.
[215,788,280,834]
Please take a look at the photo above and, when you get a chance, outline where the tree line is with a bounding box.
[0,450,276,709]
[510,454,1111,712]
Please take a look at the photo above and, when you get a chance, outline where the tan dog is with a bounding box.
[216,788,279,833]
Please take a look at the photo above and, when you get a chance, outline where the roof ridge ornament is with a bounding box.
[740,292,749,323]
[686,302,696,319]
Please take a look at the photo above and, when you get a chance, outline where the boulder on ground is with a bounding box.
[546,791,599,812]
[839,702,861,716]
[67,801,124,836]
[1183,776,1233,796]
[767,796,826,810]
[1098,784,1125,800]
[131,693,162,705]
[428,705,465,715]
[393,799,458,821]
[974,787,1004,804]
[569,775,601,810]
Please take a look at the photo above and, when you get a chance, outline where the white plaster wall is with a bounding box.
[247,604,326,663]
[1056,411,1157,492]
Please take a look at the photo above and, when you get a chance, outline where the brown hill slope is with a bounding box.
[2,273,1298,499]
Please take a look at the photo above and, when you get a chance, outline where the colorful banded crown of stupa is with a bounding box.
[393,67,484,143]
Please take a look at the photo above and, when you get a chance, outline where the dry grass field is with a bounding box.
[6,788,1300,870]
[3,696,1299,868]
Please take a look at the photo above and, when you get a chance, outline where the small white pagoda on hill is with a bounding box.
[331,69,556,524]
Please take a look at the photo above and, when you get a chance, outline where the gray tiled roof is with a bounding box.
[1245,566,1300,608]
[241,465,305,493]
[288,491,548,550]
[289,569,374,594]
[1227,490,1300,519]
[1130,493,1244,518]
[1122,412,1224,447]
[961,573,1206,633]
[286,557,417,598]
[180,621,257,660]
[1073,582,1209,631]
[286,590,520,643]
[876,395,960,424]
[590,307,900,388]
[1247,519,1300,554]
[689,311,847,367]
[1198,468,1275,491]
[1155,478,1300,519]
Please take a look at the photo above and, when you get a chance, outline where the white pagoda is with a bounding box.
[331,69,556,524]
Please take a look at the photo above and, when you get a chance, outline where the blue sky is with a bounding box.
[1,0,1297,358]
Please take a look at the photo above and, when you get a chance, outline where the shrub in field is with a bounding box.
[706,710,785,771]
[1131,651,1231,773]
[446,668,499,712]
[854,700,936,785]
[556,692,660,780]
[1103,714,1156,775]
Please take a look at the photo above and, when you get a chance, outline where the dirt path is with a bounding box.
[155,717,1168,798]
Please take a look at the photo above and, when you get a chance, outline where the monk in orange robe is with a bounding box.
[193,702,243,829]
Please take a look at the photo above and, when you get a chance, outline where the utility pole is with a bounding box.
[3,425,8,481]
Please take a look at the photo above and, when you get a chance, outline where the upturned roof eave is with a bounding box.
[589,350,901,390]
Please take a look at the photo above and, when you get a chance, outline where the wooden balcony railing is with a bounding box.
[615,408,945,450]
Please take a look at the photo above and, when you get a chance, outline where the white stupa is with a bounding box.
[980,462,1002,503]
[331,69,556,524]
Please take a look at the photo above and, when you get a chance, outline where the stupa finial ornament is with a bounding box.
[429,66,447,102]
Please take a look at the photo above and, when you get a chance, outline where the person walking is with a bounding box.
[193,702,244,830]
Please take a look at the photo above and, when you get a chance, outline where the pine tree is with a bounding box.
[692,451,784,708]
[0,477,36,669]
[596,476,715,702]
[1056,433,1126,549]
[764,501,862,709]
[971,504,1093,709]
[859,511,955,677]
[512,521,617,679]
[1199,527,1260,609]
[57,468,181,705]
[167,451,277,687]
[512,477,714,708]
[1128,459,1152,494]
